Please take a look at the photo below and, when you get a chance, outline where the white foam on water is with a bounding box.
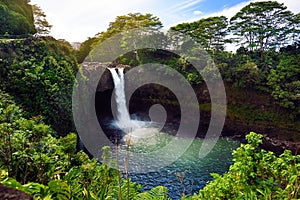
[109,67,162,145]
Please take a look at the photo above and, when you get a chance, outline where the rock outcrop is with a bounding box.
[91,63,300,155]
[80,62,131,92]
[0,184,32,200]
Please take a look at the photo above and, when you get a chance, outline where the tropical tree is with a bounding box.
[171,16,229,52]
[0,0,35,35]
[32,4,52,35]
[288,13,300,44]
[0,37,78,135]
[76,37,98,63]
[230,1,294,57]
[82,13,163,63]
[96,13,162,44]
[267,54,300,111]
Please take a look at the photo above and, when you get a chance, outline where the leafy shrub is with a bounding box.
[0,37,78,135]
[189,132,300,200]
[1,109,298,200]
[0,0,35,35]
[267,55,300,112]
[0,90,77,184]
[0,92,163,199]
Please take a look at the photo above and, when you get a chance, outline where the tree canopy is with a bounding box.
[0,0,35,35]
[32,4,52,35]
[171,16,229,51]
[95,13,162,46]
[267,54,300,110]
[230,1,294,56]
[76,13,163,63]
[0,1,300,199]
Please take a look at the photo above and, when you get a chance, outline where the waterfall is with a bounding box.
[108,67,160,139]
[108,68,134,130]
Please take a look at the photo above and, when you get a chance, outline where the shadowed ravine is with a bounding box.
[106,67,240,199]
[93,63,299,155]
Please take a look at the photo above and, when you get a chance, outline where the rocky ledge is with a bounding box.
[93,63,300,155]
[0,184,32,200]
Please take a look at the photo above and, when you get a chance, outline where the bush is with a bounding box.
[267,55,300,112]
[1,104,298,200]
[0,90,77,184]
[189,132,300,200]
[0,37,78,135]
[0,91,169,199]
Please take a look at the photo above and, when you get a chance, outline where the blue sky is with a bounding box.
[30,0,300,45]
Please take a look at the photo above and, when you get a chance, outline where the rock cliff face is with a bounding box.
[0,184,32,200]
[91,63,299,154]
[80,62,113,91]
[80,62,131,92]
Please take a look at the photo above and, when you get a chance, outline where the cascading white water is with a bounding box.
[108,68,133,130]
[108,67,161,141]
[106,68,239,199]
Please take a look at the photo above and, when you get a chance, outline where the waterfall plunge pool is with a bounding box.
[98,68,240,199]
[102,124,240,199]
[129,136,240,199]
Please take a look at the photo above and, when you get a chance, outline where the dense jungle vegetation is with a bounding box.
[0,0,299,199]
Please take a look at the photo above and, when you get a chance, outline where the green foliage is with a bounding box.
[0,92,144,200]
[0,0,35,36]
[78,2,299,116]
[0,91,77,184]
[0,37,78,135]
[75,37,97,63]
[99,12,162,42]
[227,104,295,128]
[230,1,294,55]
[0,94,167,199]
[32,4,52,35]
[136,186,171,200]
[0,3,299,200]
[267,54,300,111]
[189,132,300,200]
[77,13,163,63]
[64,155,118,199]
[171,16,229,52]
[0,170,72,200]
[116,49,203,85]
[0,96,299,200]
[232,61,261,88]
[289,13,300,43]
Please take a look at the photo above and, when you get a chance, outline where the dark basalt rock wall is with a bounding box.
[80,62,113,91]
[92,63,300,155]
[0,184,32,200]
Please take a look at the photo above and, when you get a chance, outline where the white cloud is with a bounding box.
[204,0,300,19]
[165,0,204,13]
[276,0,300,14]
[193,10,203,15]
[30,0,149,42]
[166,0,300,52]
[203,1,250,19]
[30,0,300,43]
[176,0,204,11]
